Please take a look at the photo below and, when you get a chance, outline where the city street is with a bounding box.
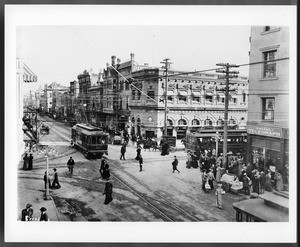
[18,116,244,222]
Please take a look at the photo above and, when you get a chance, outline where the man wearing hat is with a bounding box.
[39,207,49,221]
[21,203,33,221]
[172,156,180,173]
[51,168,61,189]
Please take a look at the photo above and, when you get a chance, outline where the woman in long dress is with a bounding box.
[265,170,273,192]
[103,182,113,205]
[252,170,260,194]
[216,164,222,182]
[215,183,225,209]
[275,171,284,191]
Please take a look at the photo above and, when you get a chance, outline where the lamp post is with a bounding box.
[37,145,58,200]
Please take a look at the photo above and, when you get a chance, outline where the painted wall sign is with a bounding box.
[247,125,282,138]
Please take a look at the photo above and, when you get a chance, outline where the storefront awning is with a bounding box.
[23,63,37,82]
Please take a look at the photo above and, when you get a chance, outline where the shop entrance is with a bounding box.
[145,131,155,139]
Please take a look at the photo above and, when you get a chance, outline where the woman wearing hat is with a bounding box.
[21,203,33,221]
[215,183,225,209]
[39,207,49,221]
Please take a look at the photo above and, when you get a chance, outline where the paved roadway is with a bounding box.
[21,116,245,222]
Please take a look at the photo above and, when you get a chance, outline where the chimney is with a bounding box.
[130,53,135,61]
[117,58,121,65]
[111,55,116,66]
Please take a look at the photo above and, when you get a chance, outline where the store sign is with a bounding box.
[247,125,282,138]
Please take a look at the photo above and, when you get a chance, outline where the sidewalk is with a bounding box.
[18,146,76,221]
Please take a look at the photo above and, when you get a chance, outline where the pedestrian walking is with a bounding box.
[99,158,106,178]
[23,153,29,170]
[172,156,180,173]
[28,153,34,170]
[139,155,143,172]
[215,183,225,209]
[135,146,142,160]
[102,163,110,180]
[39,207,49,221]
[67,157,75,177]
[259,171,266,194]
[120,144,126,160]
[43,171,52,189]
[21,203,33,221]
[51,168,61,189]
[103,182,113,205]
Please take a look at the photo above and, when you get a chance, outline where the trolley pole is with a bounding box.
[216,63,239,169]
[160,59,172,136]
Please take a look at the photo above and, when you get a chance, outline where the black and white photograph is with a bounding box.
[5,4,297,243]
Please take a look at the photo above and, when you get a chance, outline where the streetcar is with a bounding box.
[185,129,247,157]
[71,123,109,158]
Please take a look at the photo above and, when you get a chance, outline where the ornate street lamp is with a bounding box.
[36,145,58,200]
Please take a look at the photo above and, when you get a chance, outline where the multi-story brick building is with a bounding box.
[129,67,249,141]
[101,53,148,132]
[247,26,289,188]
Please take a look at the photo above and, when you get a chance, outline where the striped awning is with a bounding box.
[23,63,37,82]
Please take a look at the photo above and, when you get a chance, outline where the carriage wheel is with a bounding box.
[84,151,89,159]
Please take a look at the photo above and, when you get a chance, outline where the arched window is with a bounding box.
[229,118,236,125]
[178,119,187,126]
[216,119,224,126]
[191,119,200,126]
[204,119,213,126]
[167,119,173,126]
[131,117,135,123]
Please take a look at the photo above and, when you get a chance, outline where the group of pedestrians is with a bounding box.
[23,153,34,170]
[21,203,49,221]
[43,168,61,189]
[240,162,283,196]
[119,143,144,172]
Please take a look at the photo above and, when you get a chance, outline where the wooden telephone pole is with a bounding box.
[216,63,239,169]
[160,58,172,136]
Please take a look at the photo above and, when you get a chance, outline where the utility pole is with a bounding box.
[160,58,172,136]
[216,63,239,169]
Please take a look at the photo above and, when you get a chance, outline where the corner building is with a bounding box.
[247,26,289,189]
[129,67,249,142]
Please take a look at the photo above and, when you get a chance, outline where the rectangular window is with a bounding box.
[192,97,200,103]
[125,81,130,90]
[262,98,275,121]
[178,95,187,103]
[263,50,277,77]
[147,90,155,100]
[132,90,135,100]
[137,91,141,100]
[206,95,213,103]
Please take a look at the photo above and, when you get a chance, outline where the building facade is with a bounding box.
[247,26,289,188]
[129,67,249,142]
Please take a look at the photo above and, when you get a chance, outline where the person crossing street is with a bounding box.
[172,156,180,173]
[67,157,75,177]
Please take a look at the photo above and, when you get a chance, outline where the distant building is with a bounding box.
[247,26,289,189]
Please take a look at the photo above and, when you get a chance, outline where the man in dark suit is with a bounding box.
[51,168,61,189]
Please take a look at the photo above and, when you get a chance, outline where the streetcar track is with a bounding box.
[91,158,205,221]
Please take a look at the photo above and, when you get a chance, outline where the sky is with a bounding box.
[17,25,251,94]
